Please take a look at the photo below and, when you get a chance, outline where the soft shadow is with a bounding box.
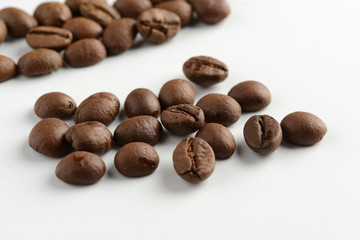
[49,173,95,190]
[107,164,131,181]
[281,140,306,149]
[161,165,200,192]
[118,108,128,121]
[236,143,270,165]
[157,129,170,145]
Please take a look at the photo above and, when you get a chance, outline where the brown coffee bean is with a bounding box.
[34,92,77,119]
[74,92,120,126]
[62,17,103,40]
[64,38,106,68]
[56,151,106,185]
[190,0,230,24]
[114,142,159,177]
[183,56,229,87]
[0,55,16,83]
[34,2,72,27]
[113,0,152,19]
[158,79,196,109]
[195,123,235,159]
[18,49,62,77]
[161,104,204,135]
[124,88,161,118]
[281,111,327,146]
[156,1,192,26]
[196,93,241,127]
[65,121,113,154]
[0,7,38,37]
[26,26,73,51]
[228,81,271,112]
[29,118,71,157]
[136,8,181,43]
[0,19,7,43]
[114,115,163,146]
[102,18,137,55]
[79,1,120,27]
[65,0,107,16]
[173,137,215,183]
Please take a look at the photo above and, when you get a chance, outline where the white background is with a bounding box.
[1,0,359,239]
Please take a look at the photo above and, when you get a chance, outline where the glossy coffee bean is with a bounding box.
[74,92,120,126]
[29,118,71,157]
[114,115,163,147]
[173,137,215,183]
[113,0,152,19]
[158,79,196,109]
[26,26,73,51]
[196,93,241,126]
[156,1,192,26]
[34,2,72,27]
[0,19,7,43]
[65,0,107,16]
[195,123,236,159]
[161,104,204,135]
[114,142,159,177]
[243,115,282,155]
[34,92,76,119]
[0,55,16,83]
[190,0,230,24]
[0,7,38,37]
[63,17,103,40]
[228,81,271,112]
[124,88,161,118]
[79,1,120,27]
[56,151,106,185]
[281,111,327,146]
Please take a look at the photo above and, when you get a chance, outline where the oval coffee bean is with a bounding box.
[114,115,163,147]
[74,92,120,126]
[62,17,103,40]
[64,38,106,68]
[65,0,107,16]
[34,2,72,27]
[136,8,181,43]
[34,92,76,119]
[281,111,327,146]
[243,115,282,155]
[114,142,160,177]
[228,80,271,112]
[113,0,152,19]
[56,151,106,185]
[79,1,120,27]
[156,1,192,26]
[124,88,161,118]
[29,118,71,157]
[0,19,7,43]
[0,55,16,83]
[190,0,230,24]
[173,137,215,183]
[26,26,73,51]
[18,49,62,77]
[196,123,236,159]
[196,93,241,127]
[158,79,196,109]
[161,104,204,135]
[0,7,38,37]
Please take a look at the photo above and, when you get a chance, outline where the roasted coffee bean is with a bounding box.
[64,38,106,68]
[34,2,72,27]
[29,118,71,157]
[183,56,228,87]
[65,0,107,16]
[0,19,7,43]
[79,1,120,27]
[161,104,204,135]
[18,49,62,77]
[156,1,192,26]
[190,0,230,24]
[114,115,163,146]
[173,137,215,183]
[74,92,120,126]
[102,18,137,55]
[113,0,152,19]
[281,111,327,146]
[136,8,181,43]
[228,81,271,112]
[34,92,76,119]
[158,79,196,109]
[195,123,235,159]
[114,142,159,177]
[26,26,73,51]
[0,55,16,83]
[62,17,103,40]
[0,7,38,37]
[196,93,241,126]
[124,88,161,118]
[56,151,106,185]
[243,115,282,155]
[65,121,113,154]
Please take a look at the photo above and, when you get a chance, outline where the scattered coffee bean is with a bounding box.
[0,19,7,43]
[62,17,103,40]
[156,1,192,26]
[113,0,152,19]
[0,7,38,37]
[34,2,72,27]
[158,79,196,109]
[65,0,107,16]
[0,55,16,82]
[34,92,76,119]
[124,88,161,118]
[190,0,230,24]
[26,26,73,51]
[79,1,120,27]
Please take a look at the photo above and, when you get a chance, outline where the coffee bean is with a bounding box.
[156,1,192,26]
[173,137,215,183]
[281,111,327,146]
[0,55,16,83]
[195,123,235,159]
[34,2,72,27]
[34,92,77,119]
[196,93,241,126]
[56,151,106,185]
[26,26,73,51]
[158,79,196,109]
[190,0,230,24]
[65,0,107,16]
[65,121,113,154]
[63,17,103,40]
[114,115,163,146]
[102,18,137,55]
[228,81,271,112]
[64,38,106,68]
[18,49,62,77]
[29,118,71,157]
[161,104,204,135]
[124,88,161,118]
[114,142,159,177]
[113,0,152,19]
[243,115,282,155]
[183,56,229,87]
[0,7,38,37]
[0,19,7,43]
[136,8,181,43]
[79,1,120,27]
[74,92,120,126]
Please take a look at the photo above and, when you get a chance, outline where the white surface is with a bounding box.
[1,0,359,239]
